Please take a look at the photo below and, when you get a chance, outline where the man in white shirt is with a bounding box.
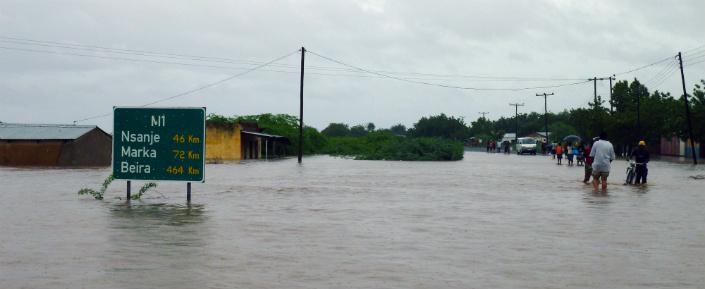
[589,132,616,191]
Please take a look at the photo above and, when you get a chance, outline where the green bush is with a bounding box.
[322,131,463,161]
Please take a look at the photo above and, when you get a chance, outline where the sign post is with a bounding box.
[113,107,206,201]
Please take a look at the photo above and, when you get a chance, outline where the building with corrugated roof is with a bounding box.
[205,121,289,162]
[0,123,111,166]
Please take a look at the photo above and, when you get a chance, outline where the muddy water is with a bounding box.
[1,152,704,289]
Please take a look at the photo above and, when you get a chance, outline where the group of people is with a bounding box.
[552,142,587,166]
[550,132,650,191]
[485,140,511,154]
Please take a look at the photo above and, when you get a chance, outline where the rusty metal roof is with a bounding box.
[0,123,100,140]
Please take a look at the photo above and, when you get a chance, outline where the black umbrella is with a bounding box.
[562,135,581,144]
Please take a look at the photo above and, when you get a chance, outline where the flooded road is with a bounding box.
[1,152,704,289]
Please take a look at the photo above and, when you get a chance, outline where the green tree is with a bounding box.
[321,123,350,137]
[389,124,407,135]
[548,121,577,143]
[349,125,368,137]
[409,113,469,141]
[366,122,376,132]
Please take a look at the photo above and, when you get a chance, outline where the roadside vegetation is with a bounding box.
[207,113,466,161]
[205,78,704,160]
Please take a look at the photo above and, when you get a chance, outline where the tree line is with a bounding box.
[470,78,705,156]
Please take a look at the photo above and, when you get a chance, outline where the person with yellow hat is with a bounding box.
[629,140,650,184]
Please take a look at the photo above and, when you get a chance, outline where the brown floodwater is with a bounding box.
[1,152,704,289]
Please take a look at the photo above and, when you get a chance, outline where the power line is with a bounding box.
[683,44,705,54]
[4,35,703,83]
[0,36,590,81]
[646,64,680,91]
[640,60,678,87]
[72,49,299,124]
[0,36,297,67]
[684,59,705,67]
[307,49,591,91]
[613,55,674,76]
[0,45,300,72]
[683,53,705,64]
[0,42,594,83]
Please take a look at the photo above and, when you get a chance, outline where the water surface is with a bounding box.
[1,152,704,288]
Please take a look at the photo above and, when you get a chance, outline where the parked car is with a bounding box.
[516,137,537,155]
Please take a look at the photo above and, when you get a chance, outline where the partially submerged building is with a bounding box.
[0,123,112,166]
[205,121,290,162]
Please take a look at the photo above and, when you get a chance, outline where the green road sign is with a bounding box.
[113,107,205,182]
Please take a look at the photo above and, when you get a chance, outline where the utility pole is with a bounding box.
[593,77,598,105]
[589,76,614,106]
[298,47,305,164]
[478,112,489,119]
[677,52,698,165]
[536,92,554,143]
[509,103,524,145]
[609,75,615,113]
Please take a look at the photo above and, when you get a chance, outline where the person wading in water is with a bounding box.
[630,140,650,185]
[589,132,616,192]
[583,142,594,183]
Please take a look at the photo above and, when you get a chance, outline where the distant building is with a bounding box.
[0,123,111,166]
[205,121,289,162]
[525,132,551,142]
[660,136,702,158]
[500,133,516,143]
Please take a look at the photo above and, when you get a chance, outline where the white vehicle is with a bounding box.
[516,137,537,155]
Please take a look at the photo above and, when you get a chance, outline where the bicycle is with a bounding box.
[625,160,636,185]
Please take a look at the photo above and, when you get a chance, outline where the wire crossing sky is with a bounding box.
[1,0,703,131]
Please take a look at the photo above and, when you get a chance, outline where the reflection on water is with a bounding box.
[109,203,208,227]
[103,203,211,289]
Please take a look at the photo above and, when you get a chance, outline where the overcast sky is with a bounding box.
[1,0,704,132]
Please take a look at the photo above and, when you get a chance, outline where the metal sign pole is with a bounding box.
[187,182,192,203]
[126,180,131,200]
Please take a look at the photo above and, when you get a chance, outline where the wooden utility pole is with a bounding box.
[593,77,598,104]
[677,52,698,165]
[589,76,614,106]
[298,47,305,164]
[536,92,554,142]
[478,112,489,119]
[609,75,615,113]
[509,103,524,144]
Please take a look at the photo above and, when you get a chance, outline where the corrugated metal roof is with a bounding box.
[0,123,98,140]
[241,130,286,139]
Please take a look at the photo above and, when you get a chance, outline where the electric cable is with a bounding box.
[307,50,591,91]
[72,49,299,124]
[0,36,590,81]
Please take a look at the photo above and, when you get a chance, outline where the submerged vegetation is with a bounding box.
[78,174,157,200]
[78,174,115,200]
